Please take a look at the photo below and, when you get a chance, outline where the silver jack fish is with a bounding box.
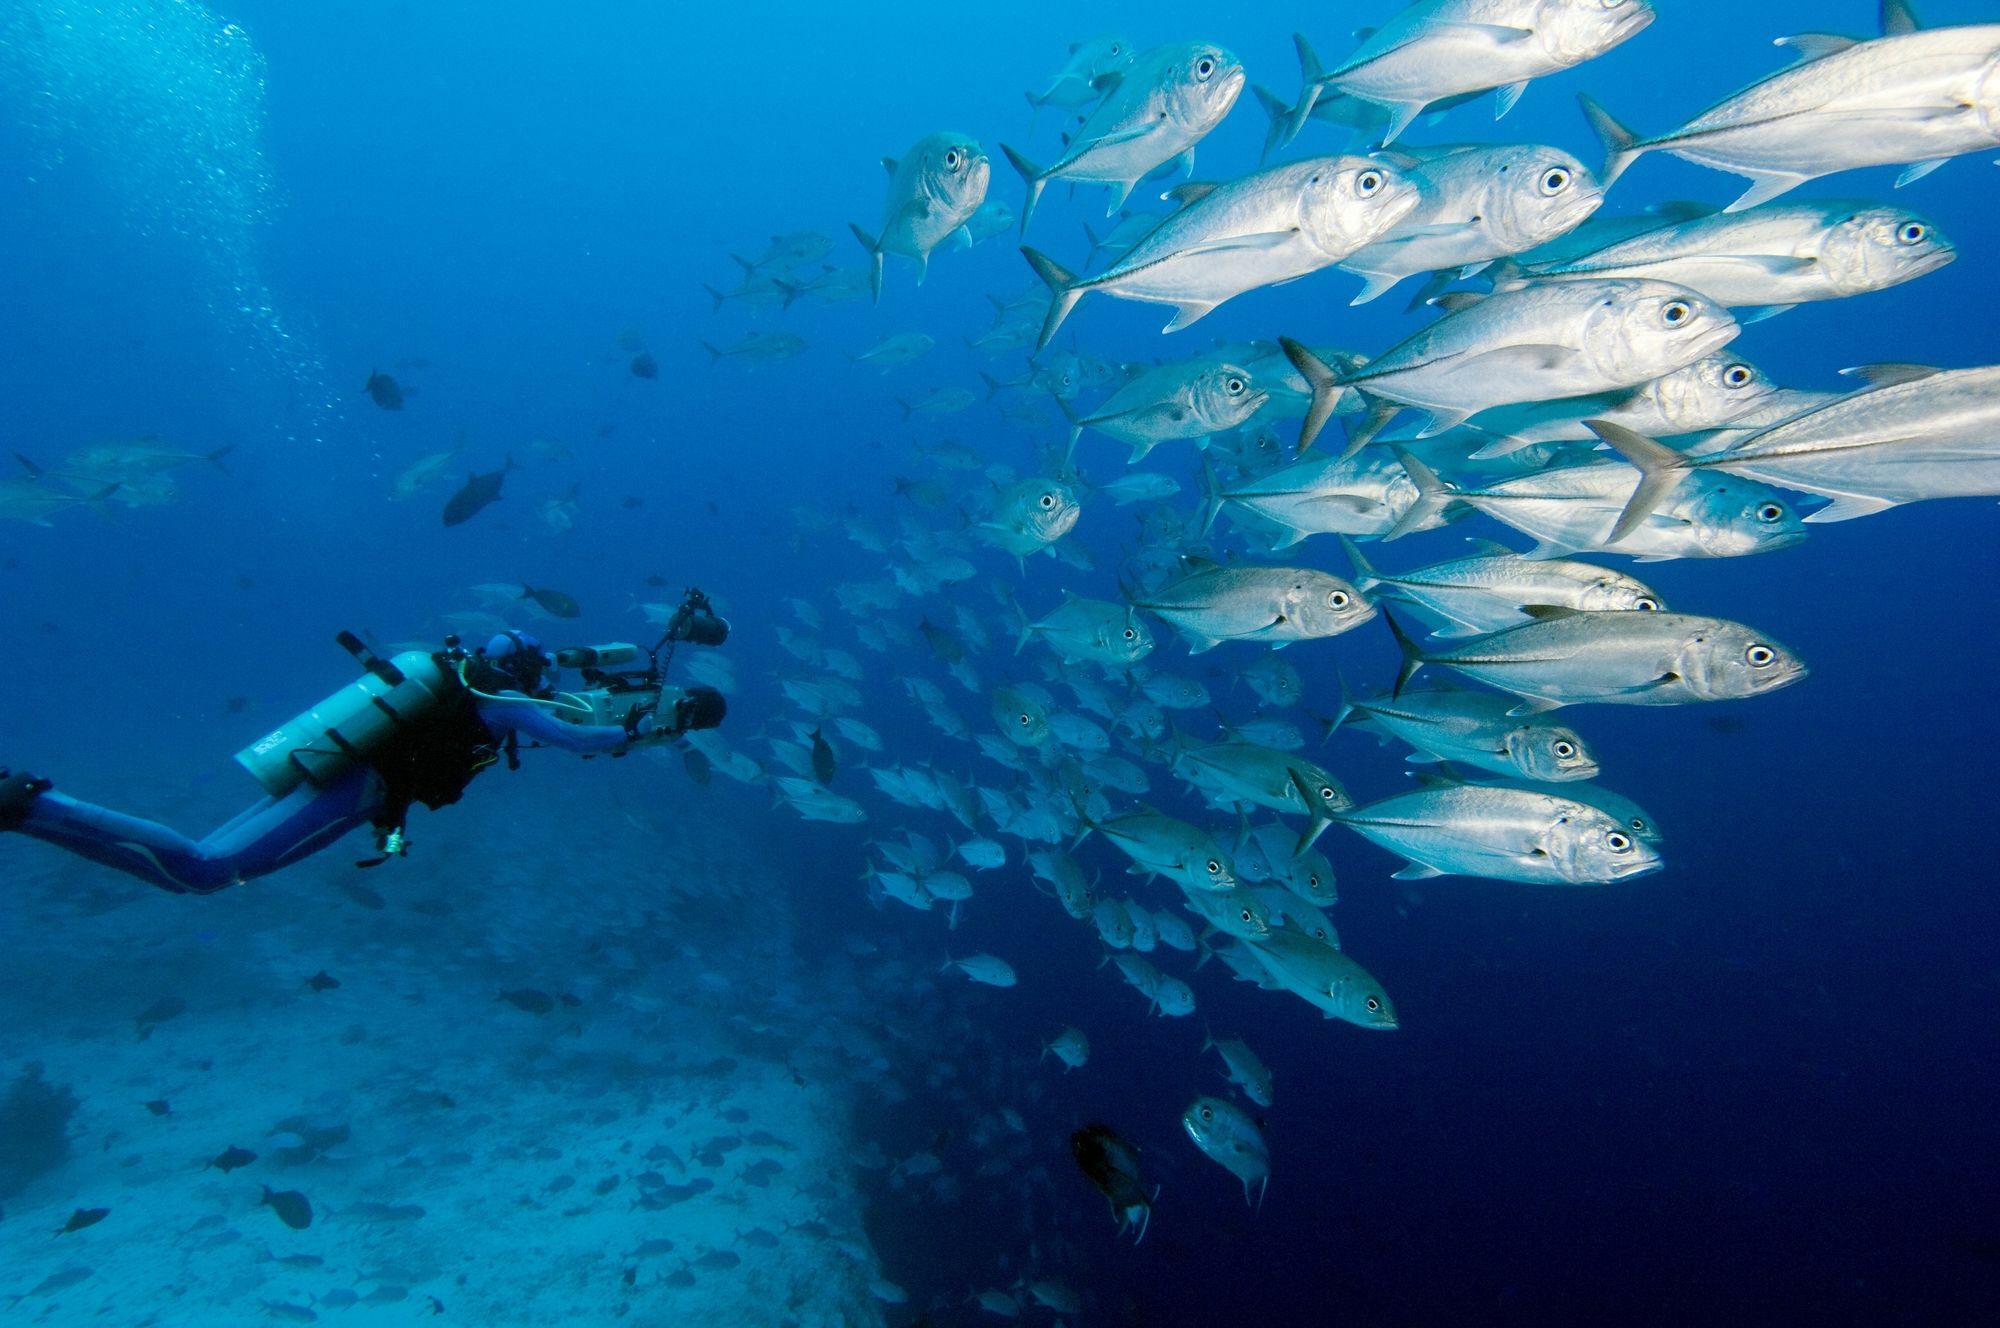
[1280,277,1739,453]
[1332,779,1662,884]
[1127,557,1375,652]
[849,132,990,302]
[1022,155,1421,346]
[1003,41,1246,228]
[1289,0,1656,148]
[1580,3,2000,211]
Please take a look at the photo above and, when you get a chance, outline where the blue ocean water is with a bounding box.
[2,1,1997,1323]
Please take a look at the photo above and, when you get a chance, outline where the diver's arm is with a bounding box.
[475,698,639,754]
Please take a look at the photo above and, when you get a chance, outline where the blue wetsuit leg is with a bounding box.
[12,765,383,895]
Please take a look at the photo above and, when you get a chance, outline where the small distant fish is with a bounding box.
[630,351,658,379]
[260,1186,314,1231]
[261,1299,319,1322]
[363,370,404,410]
[441,457,515,527]
[520,585,581,618]
[15,1265,92,1299]
[144,1099,171,1116]
[55,1207,108,1235]
[134,995,186,1038]
[304,971,339,993]
[498,988,557,1015]
[209,1145,257,1173]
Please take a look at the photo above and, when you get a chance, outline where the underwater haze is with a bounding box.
[3,1,2000,1324]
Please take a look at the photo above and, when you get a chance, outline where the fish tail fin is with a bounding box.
[1585,419,1691,543]
[13,451,41,478]
[1251,84,1292,164]
[772,278,803,309]
[896,398,913,422]
[700,342,723,366]
[1288,768,1337,855]
[1080,219,1102,259]
[1324,662,1355,743]
[1383,608,1425,699]
[847,222,884,304]
[1386,448,1454,541]
[1020,247,1083,354]
[979,371,1005,400]
[1283,33,1327,149]
[1196,453,1224,536]
[1338,534,1379,590]
[204,444,235,473]
[701,284,727,313]
[1577,93,1642,192]
[1278,336,1349,454]
[1001,144,1047,234]
[1009,594,1034,655]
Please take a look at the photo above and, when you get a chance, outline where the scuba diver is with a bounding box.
[0,587,730,895]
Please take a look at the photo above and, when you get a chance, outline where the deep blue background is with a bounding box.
[3,2,1998,1324]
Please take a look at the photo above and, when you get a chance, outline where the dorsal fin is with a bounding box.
[1881,0,1921,35]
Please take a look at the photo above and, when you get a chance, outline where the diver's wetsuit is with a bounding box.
[3,698,634,895]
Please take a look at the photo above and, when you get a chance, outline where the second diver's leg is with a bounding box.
[7,766,382,894]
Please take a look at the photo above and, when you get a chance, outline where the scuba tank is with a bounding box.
[234,634,457,798]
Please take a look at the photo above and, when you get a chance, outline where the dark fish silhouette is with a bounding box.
[498,988,556,1015]
[338,880,386,910]
[363,370,404,410]
[690,1250,740,1271]
[134,995,186,1038]
[1071,1124,1154,1243]
[304,971,339,993]
[630,352,658,379]
[917,618,963,664]
[144,1099,171,1116]
[209,1145,256,1173]
[520,585,580,618]
[260,1185,314,1231]
[809,728,836,785]
[223,696,247,714]
[17,1266,93,1298]
[55,1207,108,1235]
[441,457,514,527]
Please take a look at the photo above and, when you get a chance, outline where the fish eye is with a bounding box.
[1756,502,1783,522]
[1238,908,1254,923]
[1607,832,1633,853]
[1318,785,1337,803]
[1038,492,1056,508]
[1723,364,1754,388]
[1538,167,1570,195]
[1199,1106,1213,1121]
[1017,712,1032,725]
[1206,859,1222,874]
[1356,169,1383,196]
[1662,300,1691,326]
[1629,817,1649,833]
[1327,590,1350,608]
[1746,644,1776,667]
[1633,596,1659,611]
[1898,221,1927,244]
[1364,996,1381,1011]
[1196,56,1215,79]
[1122,628,1136,640]
[1553,740,1577,759]
[1307,872,1321,887]
[1226,376,1245,394]
[944,149,962,170]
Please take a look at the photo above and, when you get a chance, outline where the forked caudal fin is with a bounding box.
[1584,419,1693,544]
[1001,144,1048,234]
[1577,93,1643,192]
[1381,608,1427,699]
[847,222,884,304]
[1021,247,1084,354]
